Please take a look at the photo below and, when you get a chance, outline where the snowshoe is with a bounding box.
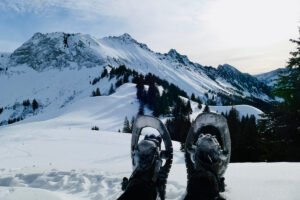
[185,112,231,199]
[120,115,173,200]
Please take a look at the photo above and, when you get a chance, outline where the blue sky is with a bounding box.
[0,0,299,74]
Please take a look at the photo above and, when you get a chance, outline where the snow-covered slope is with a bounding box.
[29,83,141,131]
[8,83,261,131]
[0,65,112,124]
[0,94,299,199]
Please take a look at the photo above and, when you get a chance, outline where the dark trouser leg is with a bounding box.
[117,178,157,200]
[184,171,223,200]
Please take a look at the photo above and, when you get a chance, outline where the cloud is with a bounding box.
[0,0,299,73]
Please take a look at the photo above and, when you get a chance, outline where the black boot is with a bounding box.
[118,135,161,200]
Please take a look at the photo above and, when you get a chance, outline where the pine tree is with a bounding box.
[115,79,123,88]
[239,115,259,162]
[123,74,129,83]
[196,96,202,104]
[167,98,192,142]
[92,88,101,97]
[108,84,115,95]
[191,93,196,101]
[152,101,161,117]
[122,116,131,133]
[23,99,31,107]
[101,68,108,78]
[185,100,192,115]
[138,103,145,115]
[147,83,160,109]
[227,107,241,162]
[130,116,135,132]
[91,126,99,131]
[136,79,146,102]
[274,28,300,133]
[32,99,39,111]
[159,91,173,116]
[197,103,202,109]
[95,88,101,96]
[203,105,210,112]
[258,27,300,161]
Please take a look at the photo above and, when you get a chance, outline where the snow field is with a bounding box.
[1,125,300,200]
[0,83,299,199]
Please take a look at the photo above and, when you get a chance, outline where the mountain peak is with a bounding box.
[31,32,78,39]
[217,64,240,74]
[166,48,191,65]
[107,33,137,43]
[32,32,44,39]
[167,48,180,56]
[217,64,245,80]
[118,33,134,40]
[104,33,151,52]
[10,31,103,71]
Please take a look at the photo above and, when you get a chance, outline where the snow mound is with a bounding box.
[189,101,263,121]
[0,171,123,200]
[210,105,263,119]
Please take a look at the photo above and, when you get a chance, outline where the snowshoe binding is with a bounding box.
[184,112,231,200]
[119,115,173,200]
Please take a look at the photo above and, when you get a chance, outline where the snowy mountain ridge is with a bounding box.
[211,64,271,97]
[255,68,288,87]
[0,32,275,125]
[4,32,273,98]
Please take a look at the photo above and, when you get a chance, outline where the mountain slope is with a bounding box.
[255,68,288,87]
[0,32,274,124]
[7,32,221,97]
[6,32,273,100]
[203,64,272,100]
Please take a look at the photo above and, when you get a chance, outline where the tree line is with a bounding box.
[257,28,300,161]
